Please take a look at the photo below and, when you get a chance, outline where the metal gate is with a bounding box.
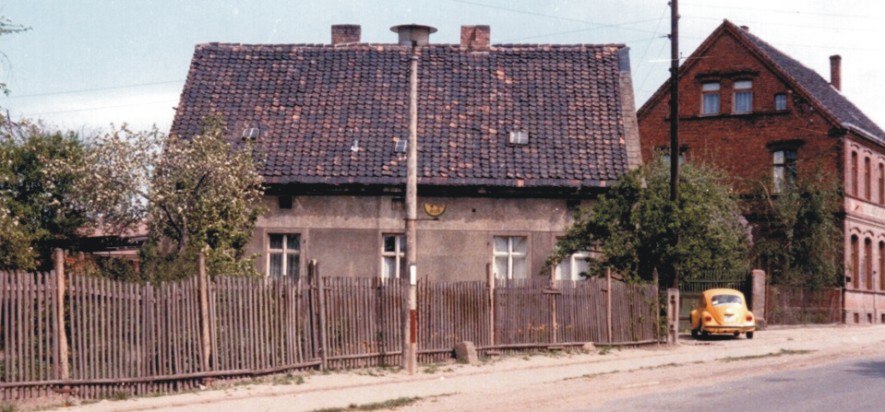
[675,270,752,331]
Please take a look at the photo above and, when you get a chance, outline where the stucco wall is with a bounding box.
[248,194,590,282]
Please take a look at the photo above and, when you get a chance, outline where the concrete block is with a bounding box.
[454,341,479,364]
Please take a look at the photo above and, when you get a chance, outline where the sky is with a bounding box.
[1,0,884,134]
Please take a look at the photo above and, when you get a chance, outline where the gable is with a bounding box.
[172,41,638,191]
[639,20,885,146]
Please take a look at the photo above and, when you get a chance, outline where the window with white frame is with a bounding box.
[381,234,406,279]
[268,234,300,279]
[493,236,528,279]
[555,250,591,281]
[774,93,788,111]
[701,82,720,115]
[733,80,753,114]
[772,149,797,193]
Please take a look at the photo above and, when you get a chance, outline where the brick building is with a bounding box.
[638,20,885,324]
[171,25,642,282]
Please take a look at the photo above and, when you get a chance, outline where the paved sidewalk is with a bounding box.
[47,325,885,412]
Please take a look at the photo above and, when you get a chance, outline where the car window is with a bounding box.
[711,294,742,306]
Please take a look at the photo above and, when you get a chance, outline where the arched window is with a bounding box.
[865,238,873,290]
[879,241,885,290]
[865,157,872,200]
[851,235,860,288]
[879,163,884,204]
[851,151,859,196]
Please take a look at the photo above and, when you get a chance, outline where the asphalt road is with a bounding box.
[605,355,885,412]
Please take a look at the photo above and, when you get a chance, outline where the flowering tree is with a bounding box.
[0,117,85,270]
[60,120,265,279]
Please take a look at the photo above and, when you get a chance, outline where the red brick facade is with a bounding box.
[639,21,885,324]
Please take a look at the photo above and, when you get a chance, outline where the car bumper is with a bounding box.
[703,324,755,334]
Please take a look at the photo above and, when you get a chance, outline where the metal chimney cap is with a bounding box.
[390,24,438,46]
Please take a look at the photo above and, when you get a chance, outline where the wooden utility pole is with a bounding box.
[669,0,681,288]
[53,249,70,383]
[198,251,212,375]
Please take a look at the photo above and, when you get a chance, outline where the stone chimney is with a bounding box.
[331,24,361,45]
[830,55,842,91]
[461,25,490,51]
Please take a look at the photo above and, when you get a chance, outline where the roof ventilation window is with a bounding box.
[394,139,408,153]
[350,138,360,152]
[509,130,529,145]
[242,127,261,140]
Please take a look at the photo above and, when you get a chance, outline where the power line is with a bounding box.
[449,0,665,35]
[635,5,670,94]
[681,2,884,20]
[683,14,885,34]
[16,99,177,117]
[499,18,663,43]
[5,80,183,99]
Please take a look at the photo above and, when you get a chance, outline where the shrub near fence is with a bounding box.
[0,259,659,402]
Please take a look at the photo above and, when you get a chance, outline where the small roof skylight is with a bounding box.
[394,140,408,153]
[509,130,529,145]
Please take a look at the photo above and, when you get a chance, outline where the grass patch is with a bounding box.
[311,396,422,412]
[1,402,16,412]
[109,390,130,401]
[720,348,814,363]
[355,366,398,377]
[421,364,453,374]
[272,373,306,385]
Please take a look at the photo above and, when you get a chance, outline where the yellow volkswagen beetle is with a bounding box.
[690,288,755,339]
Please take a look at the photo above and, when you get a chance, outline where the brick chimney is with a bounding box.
[740,25,750,32]
[461,25,490,51]
[830,55,842,91]
[331,24,361,45]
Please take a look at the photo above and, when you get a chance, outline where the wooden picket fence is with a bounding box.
[0,260,659,401]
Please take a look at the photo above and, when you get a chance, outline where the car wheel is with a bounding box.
[691,327,699,339]
[733,332,740,338]
[700,326,709,339]
[746,332,754,339]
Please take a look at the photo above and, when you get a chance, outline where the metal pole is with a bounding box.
[669,0,681,288]
[405,42,419,375]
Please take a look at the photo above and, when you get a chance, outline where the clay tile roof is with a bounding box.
[733,22,885,142]
[171,41,635,189]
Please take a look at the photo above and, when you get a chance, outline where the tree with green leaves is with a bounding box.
[56,120,266,280]
[0,117,86,270]
[548,159,750,287]
[752,168,841,289]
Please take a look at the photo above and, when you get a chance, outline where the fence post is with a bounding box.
[311,260,328,370]
[53,248,70,384]
[198,251,213,377]
[487,263,495,349]
[549,266,558,345]
[606,267,613,343]
[667,288,679,345]
[751,269,766,328]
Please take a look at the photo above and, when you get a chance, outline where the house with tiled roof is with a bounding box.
[171,24,641,282]
[638,20,885,324]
